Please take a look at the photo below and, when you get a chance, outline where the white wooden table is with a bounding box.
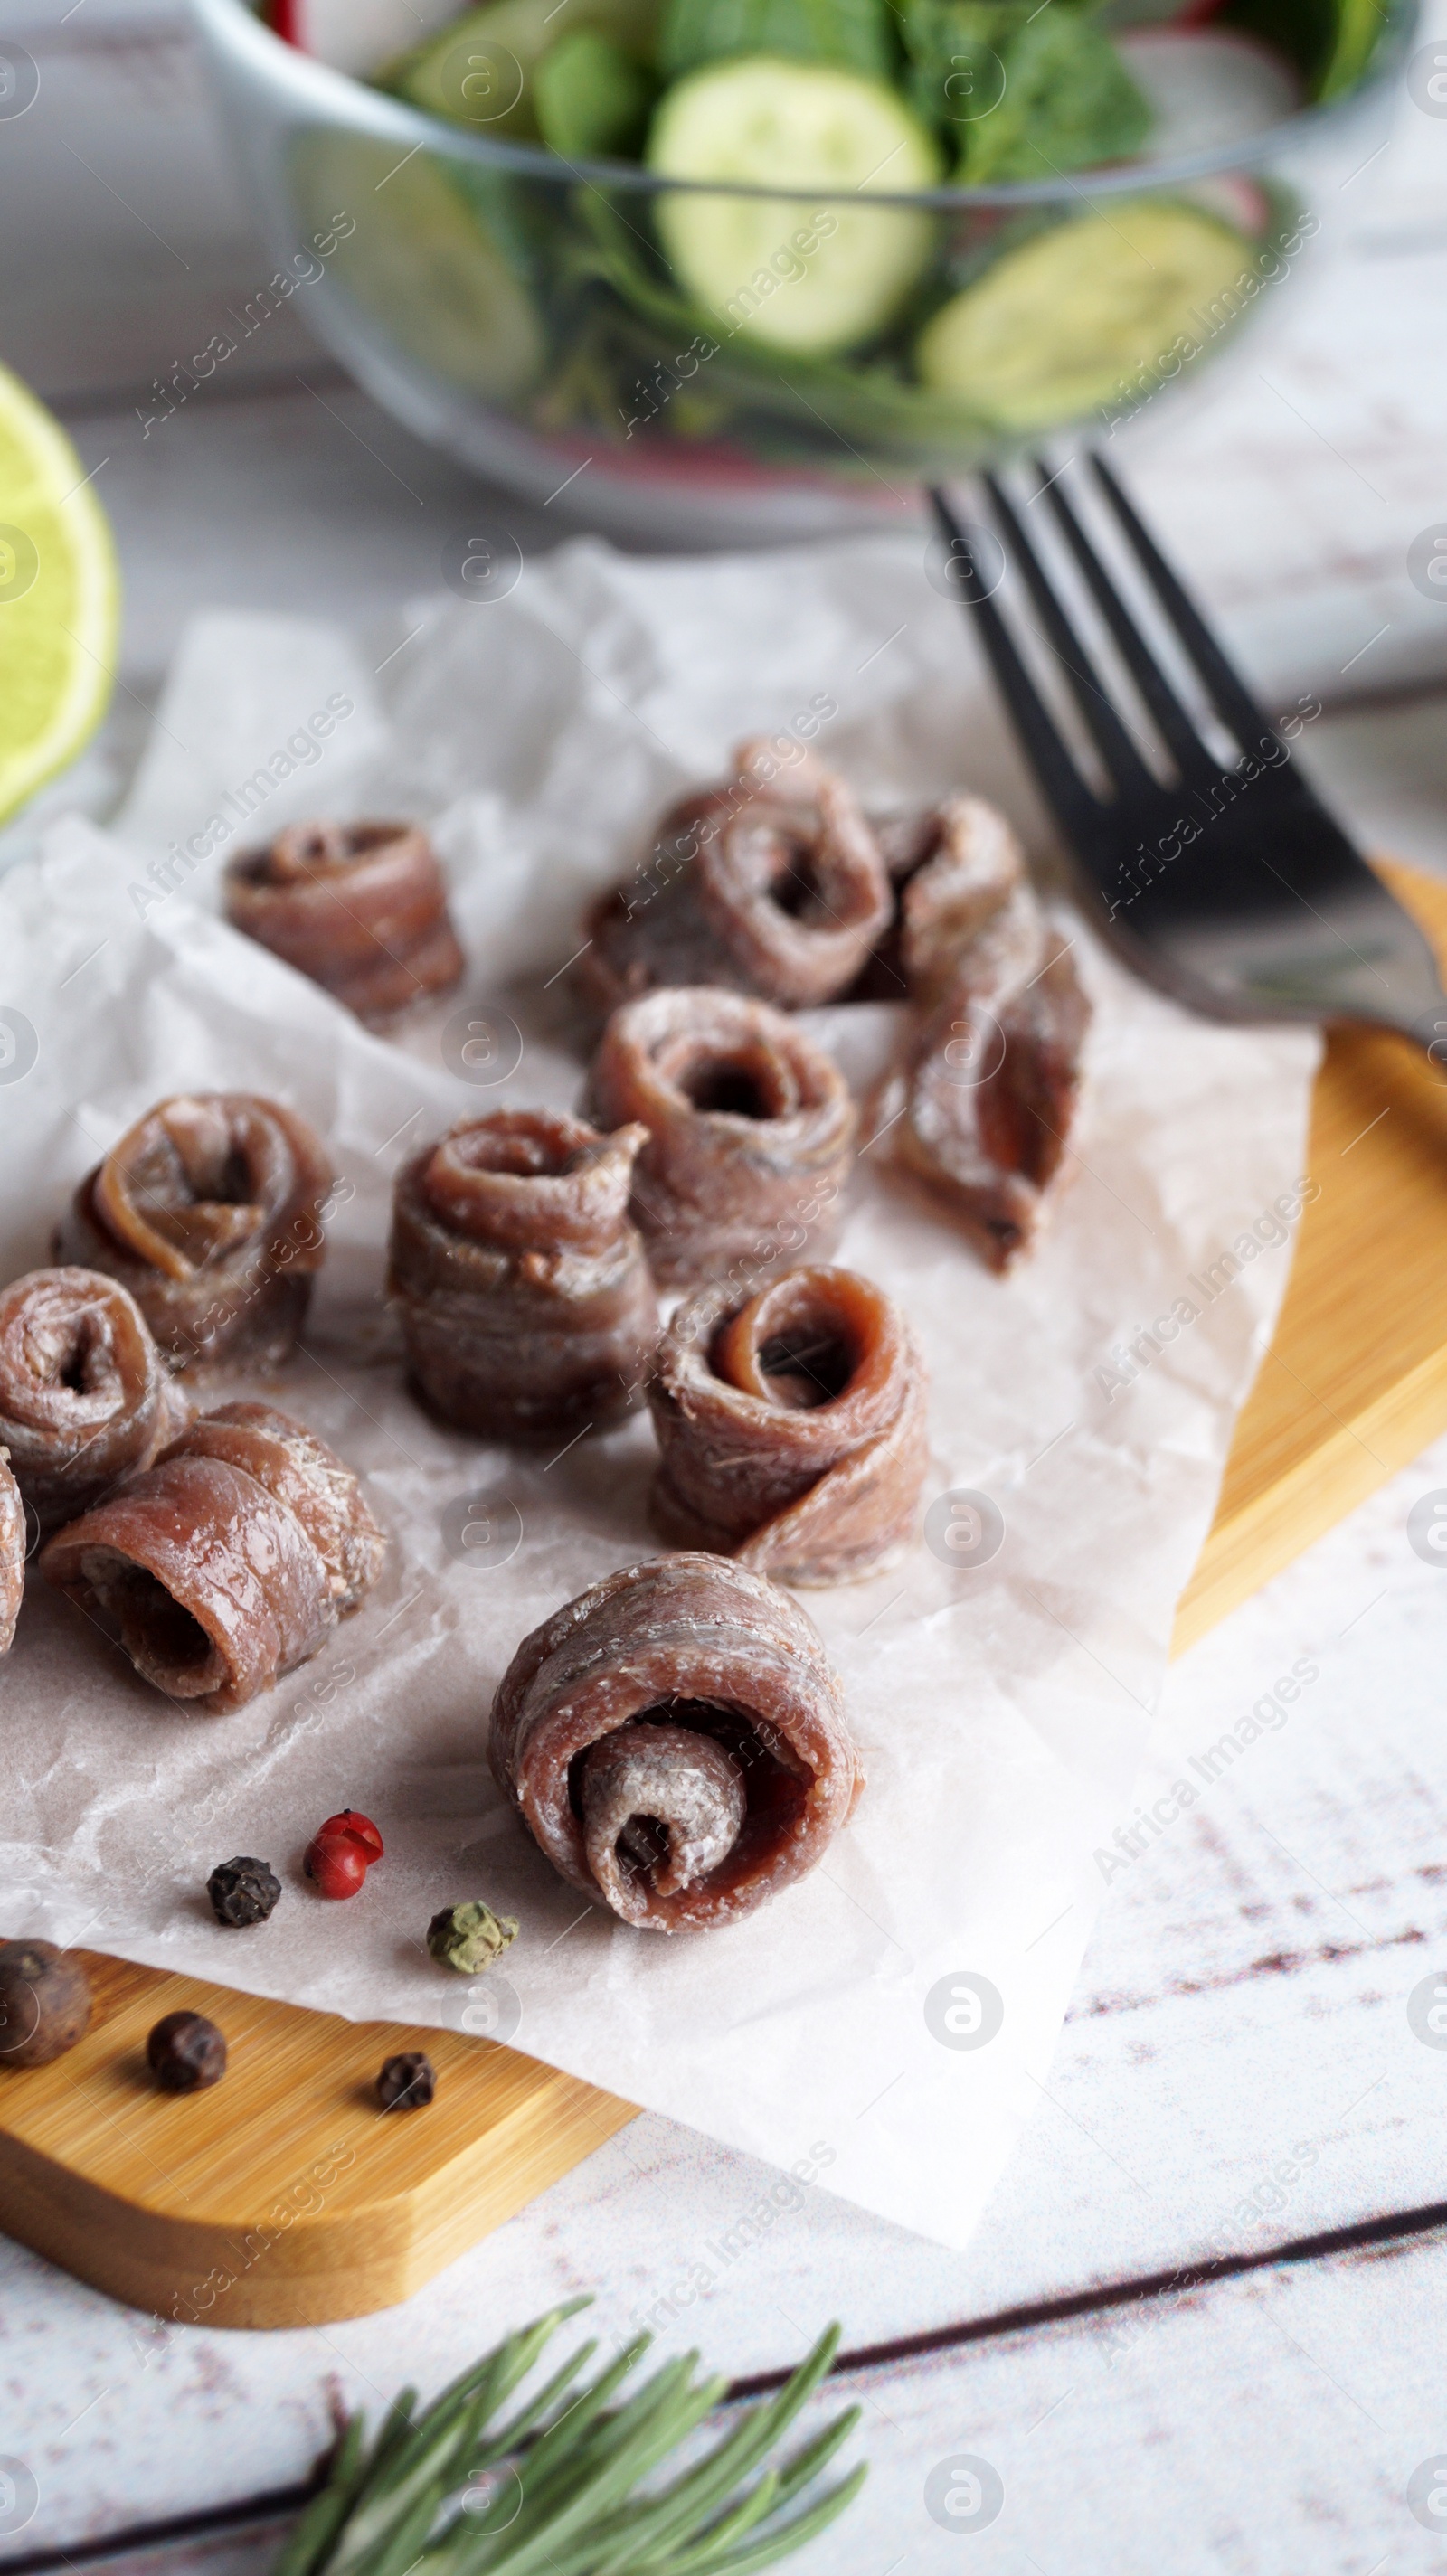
[5,8,1447,2571]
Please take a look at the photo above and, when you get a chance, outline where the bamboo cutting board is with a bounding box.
[4,863,1447,2330]
[0,1952,635,2329]
[1173,860,1447,1648]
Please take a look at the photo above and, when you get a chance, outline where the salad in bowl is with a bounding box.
[191,0,1408,534]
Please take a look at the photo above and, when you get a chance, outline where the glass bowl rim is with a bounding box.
[190,0,1414,212]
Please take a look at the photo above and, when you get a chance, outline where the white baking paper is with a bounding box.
[0,534,1319,2252]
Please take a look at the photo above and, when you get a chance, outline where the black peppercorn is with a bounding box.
[377,2051,436,2110]
[147,2008,227,2093]
[206,1856,281,1928]
[0,1939,91,2070]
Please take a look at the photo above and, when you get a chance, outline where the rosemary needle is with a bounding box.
[279,2308,865,2576]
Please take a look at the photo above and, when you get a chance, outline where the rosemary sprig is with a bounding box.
[279,2307,865,2576]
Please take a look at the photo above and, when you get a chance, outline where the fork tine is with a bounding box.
[982,470,1156,796]
[1089,453,1279,755]
[929,490,1100,836]
[1029,459,1217,783]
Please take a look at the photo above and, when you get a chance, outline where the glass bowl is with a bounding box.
[188,0,1412,543]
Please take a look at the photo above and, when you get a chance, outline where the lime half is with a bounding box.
[0,362,119,826]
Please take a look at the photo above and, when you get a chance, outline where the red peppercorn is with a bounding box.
[316,1810,383,1863]
[304,1834,369,1900]
[304,1807,383,1899]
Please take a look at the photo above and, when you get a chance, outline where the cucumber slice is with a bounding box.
[290,136,546,401]
[391,0,661,140]
[647,56,942,356]
[915,199,1253,429]
[1316,0,1385,98]
[581,188,998,465]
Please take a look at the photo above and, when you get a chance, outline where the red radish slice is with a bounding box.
[278,0,459,74]
[1095,0,1226,31]
[1186,172,1273,232]
[1118,29,1301,157]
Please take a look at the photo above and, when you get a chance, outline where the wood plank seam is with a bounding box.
[8,2186,1447,2576]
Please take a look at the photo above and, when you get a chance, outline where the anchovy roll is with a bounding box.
[853,795,1034,1003]
[488,1552,864,1932]
[224,822,464,1023]
[0,1452,22,1655]
[875,804,1091,1269]
[894,797,1037,1004]
[41,1401,384,1713]
[54,1093,333,1372]
[389,1109,659,1441]
[585,986,856,1291]
[580,742,891,1014]
[650,1266,928,1585]
[0,1268,190,1537]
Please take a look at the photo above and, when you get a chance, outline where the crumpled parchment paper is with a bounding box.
[0,533,1319,2250]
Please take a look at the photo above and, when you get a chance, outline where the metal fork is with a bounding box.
[930,461,1447,1059]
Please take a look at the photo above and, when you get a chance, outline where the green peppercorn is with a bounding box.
[377,2050,436,2109]
[147,2008,227,2093]
[427,1901,518,1976]
[0,1939,91,2070]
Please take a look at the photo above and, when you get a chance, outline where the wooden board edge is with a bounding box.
[1173,1335,1447,1654]
[0,2072,637,2329]
[367,2081,638,2327]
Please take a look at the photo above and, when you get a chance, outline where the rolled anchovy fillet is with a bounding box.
[41,1401,385,1713]
[224,821,464,1024]
[0,1451,23,1654]
[857,795,1035,1004]
[870,803,1091,1270]
[54,1093,334,1372]
[880,927,1092,1278]
[488,1552,864,1932]
[580,788,738,1010]
[650,1265,929,1586]
[896,797,1036,1004]
[389,1109,659,1440]
[579,741,891,1014]
[584,986,856,1291]
[0,1268,191,1536]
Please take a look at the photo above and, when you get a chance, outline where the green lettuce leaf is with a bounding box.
[657,0,898,82]
[535,29,657,152]
[901,0,1151,178]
